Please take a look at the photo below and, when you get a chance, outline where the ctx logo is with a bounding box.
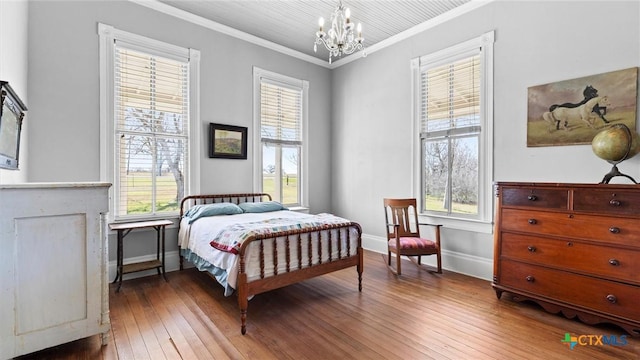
[561,333,628,350]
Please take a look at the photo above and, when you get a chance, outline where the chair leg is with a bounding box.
[436,251,442,274]
[396,253,402,275]
[381,253,399,276]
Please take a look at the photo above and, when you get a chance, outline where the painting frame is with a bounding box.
[527,67,638,147]
[209,123,248,159]
[0,81,27,170]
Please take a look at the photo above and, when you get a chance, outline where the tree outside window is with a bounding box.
[114,44,189,218]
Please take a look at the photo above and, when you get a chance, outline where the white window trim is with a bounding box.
[98,23,200,222]
[252,67,309,208]
[411,30,494,234]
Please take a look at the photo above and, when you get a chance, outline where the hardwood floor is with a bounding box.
[17,250,638,359]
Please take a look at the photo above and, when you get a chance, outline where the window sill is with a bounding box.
[418,214,493,234]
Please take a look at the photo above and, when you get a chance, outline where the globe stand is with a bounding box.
[600,164,638,184]
[596,124,638,184]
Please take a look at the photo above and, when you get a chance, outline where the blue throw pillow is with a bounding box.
[184,202,243,223]
[238,201,288,213]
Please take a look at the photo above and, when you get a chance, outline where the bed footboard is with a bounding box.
[237,222,363,335]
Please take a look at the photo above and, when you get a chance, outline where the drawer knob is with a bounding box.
[609,227,620,234]
[527,195,537,201]
[606,294,617,304]
[609,199,621,206]
[609,259,620,266]
[567,242,573,247]
[525,275,535,282]
[528,219,537,225]
[527,245,536,252]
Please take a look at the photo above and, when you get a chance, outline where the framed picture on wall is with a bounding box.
[0,81,27,170]
[209,123,248,159]
[527,67,638,147]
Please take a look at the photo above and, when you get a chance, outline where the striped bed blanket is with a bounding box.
[209,213,351,254]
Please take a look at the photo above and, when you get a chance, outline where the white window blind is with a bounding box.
[254,70,307,207]
[421,54,480,136]
[114,44,189,218]
[412,31,494,231]
[260,81,302,145]
[418,50,482,218]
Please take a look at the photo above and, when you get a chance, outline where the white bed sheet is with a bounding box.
[178,210,359,295]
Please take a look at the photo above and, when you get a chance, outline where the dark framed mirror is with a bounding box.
[0,81,27,170]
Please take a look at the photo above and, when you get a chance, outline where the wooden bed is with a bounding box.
[178,193,363,334]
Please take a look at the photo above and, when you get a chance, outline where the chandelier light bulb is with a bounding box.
[345,8,351,22]
[357,23,362,37]
[318,17,324,31]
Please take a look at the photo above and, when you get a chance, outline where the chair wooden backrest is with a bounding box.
[384,198,421,240]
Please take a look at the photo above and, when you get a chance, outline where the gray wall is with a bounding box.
[25,1,332,263]
[331,0,640,278]
[0,0,29,184]
[15,0,640,279]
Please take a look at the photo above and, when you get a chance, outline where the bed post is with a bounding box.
[357,247,363,292]
[238,256,249,335]
[356,223,363,292]
[179,197,187,271]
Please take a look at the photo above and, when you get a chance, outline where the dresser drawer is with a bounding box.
[500,232,640,285]
[573,188,640,216]
[501,187,569,209]
[498,260,640,321]
[500,208,640,248]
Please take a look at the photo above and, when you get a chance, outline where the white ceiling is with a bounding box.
[152,0,474,65]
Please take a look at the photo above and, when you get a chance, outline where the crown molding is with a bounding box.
[128,0,332,69]
[129,0,494,70]
[330,0,495,68]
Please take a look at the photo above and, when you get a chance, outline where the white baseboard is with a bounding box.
[361,233,493,281]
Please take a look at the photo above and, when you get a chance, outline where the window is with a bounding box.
[99,24,200,221]
[412,31,494,229]
[253,68,308,207]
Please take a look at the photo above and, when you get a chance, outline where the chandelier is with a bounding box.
[314,0,366,64]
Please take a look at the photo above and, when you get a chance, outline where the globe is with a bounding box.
[591,124,639,183]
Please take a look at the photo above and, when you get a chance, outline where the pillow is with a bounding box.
[238,201,288,213]
[184,202,243,223]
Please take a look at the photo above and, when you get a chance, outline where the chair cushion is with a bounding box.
[389,237,437,250]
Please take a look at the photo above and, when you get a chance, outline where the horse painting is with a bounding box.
[542,95,610,131]
[527,67,637,147]
[544,85,609,131]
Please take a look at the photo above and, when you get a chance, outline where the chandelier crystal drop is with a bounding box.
[314,0,366,64]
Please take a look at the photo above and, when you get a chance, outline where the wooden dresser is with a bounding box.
[493,182,640,336]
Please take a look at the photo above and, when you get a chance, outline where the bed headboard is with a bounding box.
[179,193,272,218]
